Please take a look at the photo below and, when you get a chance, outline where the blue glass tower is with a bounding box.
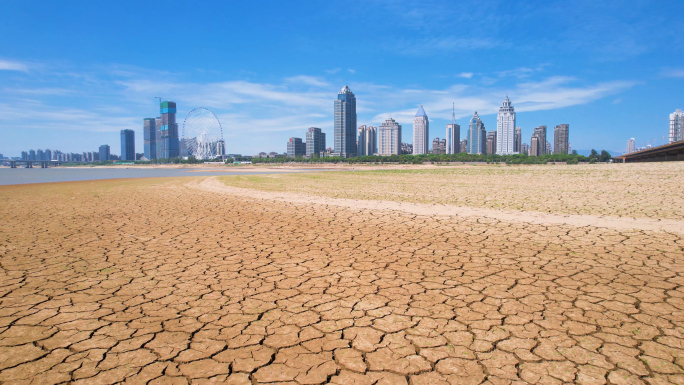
[159,101,179,159]
[144,118,157,160]
[120,129,135,161]
[467,112,486,154]
[334,86,357,158]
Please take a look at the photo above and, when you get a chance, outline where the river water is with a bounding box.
[0,167,278,186]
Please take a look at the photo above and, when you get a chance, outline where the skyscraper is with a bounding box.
[144,118,157,160]
[357,125,377,156]
[446,103,460,154]
[553,124,569,154]
[627,138,635,154]
[413,105,429,155]
[669,109,684,143]
[36,149,44,161]
[28,149,36,161]
[460,140,468,154]
[514,127,522,154]
[120,129,135,161]
[486,131,497,155]
[159,101,179,159]
[530,137,540,156]
[306,127,326,157]
[467,112,486,154]
[378,118,402,156]
[531,126,547,156]
[334,86,357,158]
[99,145,110,161]
[287,137,306,157]
[496,96,516,155]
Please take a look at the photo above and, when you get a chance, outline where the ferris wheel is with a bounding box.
[182,107,225,159]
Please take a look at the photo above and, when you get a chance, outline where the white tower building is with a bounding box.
[627,138,635,154]
[496,96,516,155]
[413,105,429,155]
[446,103,460,154]
[379,118,402,155]
[669,109,684,143]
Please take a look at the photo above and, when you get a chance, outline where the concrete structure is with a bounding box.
[144,118,157,160]
[37,150,44,162]
[159,101,179,159]
[521,143,530,155]
[553,124,569,154]
[460,140,468,154]
[496,96,516,155]
[531,126,547,156]
[287,137,306,158]
[486,131,497,155]
[467,112,486,154]
[670,109,684,143]
[530,137,540,156]
[627,138,635,154]
[546,141,553,155]
[305,127,326,157]
[514,127,522,154]
[413,105,429,155]
[357,125,377,156]
[616,140,684,162]
[120,129,135,161]
[28,150,36,161]
[432,138,446,154]
[334,86,357,158]
[446,103,460,154]
[400,142,412,155]
[378,118,402,156]
[99,145,110,161]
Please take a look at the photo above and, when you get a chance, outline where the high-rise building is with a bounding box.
[521,143,530,155]
[99,145,110,161]
[44,149,52,161]
[514,127,522,154]
[357,125,377,156]
[155,117,162,159]
[446,103,460,154]
[144,118,157,160]
[530,137,540,156]
[334,86,357,158]
[496,96,516,155]
[21,151,28,161]
[400,142,412,155]
[378,118,402,156]
[287,137,306,158]
[120,129,135,161]
[467,112,486,154]
[553,124,569,154]
[432,138,446,154]
[460,139,468,154]
[28,149,36,161]
[546,141,552,155]
[627,138,635,154]
[413,105,429,155]
[36,149,44,161]
[531,126,547,156]
[159,101,179,159]
[486,131,497,155]
[306,127,326,157]
[669,109,684,143]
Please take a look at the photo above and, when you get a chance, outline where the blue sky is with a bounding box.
[1,0,683,157]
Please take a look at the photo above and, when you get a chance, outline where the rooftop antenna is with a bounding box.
[451,102,456,124]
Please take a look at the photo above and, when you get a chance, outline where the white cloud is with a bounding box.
[347,69,356,74]
[325,68,341,74]
[0,59,29,72]
[457,72,473,79]
[284,75,329,87]
[661,68,684,78]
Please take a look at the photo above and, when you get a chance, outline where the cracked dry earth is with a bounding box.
[0,176,683,385]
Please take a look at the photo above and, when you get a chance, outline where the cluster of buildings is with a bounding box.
[623,108,684,155]
[16,133,138,163]
[286,86,571,158]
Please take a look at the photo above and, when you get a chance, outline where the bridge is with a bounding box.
[3,160,66,168]
[614,141,684,163]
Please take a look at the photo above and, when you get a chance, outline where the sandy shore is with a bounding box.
[0,165,683,384]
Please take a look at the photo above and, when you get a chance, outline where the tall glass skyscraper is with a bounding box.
[446,104,460,154]
[334,86,357,158]
[99,145,110,162]
[413,105,429,155]
[467,112,486,154]
[159,101,179,159]
[496,96,516,155]
[144,118,157,160]
[120,129,135,161]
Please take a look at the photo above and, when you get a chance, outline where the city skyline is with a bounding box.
[1,1,683,156]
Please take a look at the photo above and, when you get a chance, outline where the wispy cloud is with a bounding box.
[457,72,474,79]
[284,75,329,87]
[660,68,684,78]
[0,59,29,72]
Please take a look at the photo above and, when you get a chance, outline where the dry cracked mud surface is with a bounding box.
[0,169,683,384]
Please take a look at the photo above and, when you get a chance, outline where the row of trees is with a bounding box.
[251,151,614,165]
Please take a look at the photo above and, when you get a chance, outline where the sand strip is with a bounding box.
[194,177,684,234]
